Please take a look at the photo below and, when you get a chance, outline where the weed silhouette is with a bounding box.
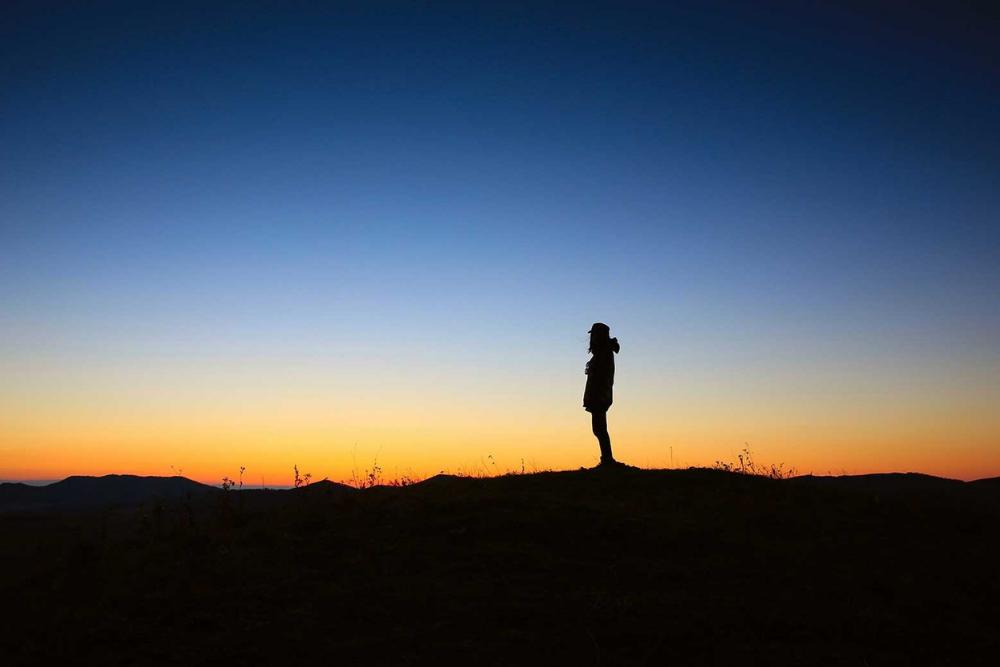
[713,444,797,479]
[293,465,312,488]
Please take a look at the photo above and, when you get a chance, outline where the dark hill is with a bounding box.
[1,467,998,665]
[289,478,356,496]
[0,482,42,509]
[969,475,1000,490]
[790,471,1000,506]
[0,474,217,511]
[789,471,965,496]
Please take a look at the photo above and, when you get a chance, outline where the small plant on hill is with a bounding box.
[386,468,420,486]
[221,465,247,491]
[387,474,418,487]
[351,456,383,489]
[293,465,312,488]
[714,444,796,480]
[218,465,249,520]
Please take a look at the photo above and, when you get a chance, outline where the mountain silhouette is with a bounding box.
[790,471,1000,504]
[3,470,998,513]
[1,466,999,664]
[0,474,217,511]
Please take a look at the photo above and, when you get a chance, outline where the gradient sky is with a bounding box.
[2,1,998,483]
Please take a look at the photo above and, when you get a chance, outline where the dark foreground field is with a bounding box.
[2,468,999,665]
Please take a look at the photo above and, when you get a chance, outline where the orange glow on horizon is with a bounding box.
[3,345,998,484]
[3,406,998,484]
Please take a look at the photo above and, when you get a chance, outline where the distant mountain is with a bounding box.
[291,479,357,496]
[3,469,997,513]
[789,471,1000,504]
[968,476,1000,500]
[0,474,218,512]
[791,471,964,491]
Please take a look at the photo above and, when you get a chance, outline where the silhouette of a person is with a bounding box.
[583,322,620,466]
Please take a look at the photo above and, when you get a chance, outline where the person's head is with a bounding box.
[588,322,618,353]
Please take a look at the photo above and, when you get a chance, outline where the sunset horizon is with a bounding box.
[4,3,999,664]
[3,2,998,486]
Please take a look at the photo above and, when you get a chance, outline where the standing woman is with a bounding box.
[583,322,621,466]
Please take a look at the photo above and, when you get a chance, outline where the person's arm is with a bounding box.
[587,353,610,381]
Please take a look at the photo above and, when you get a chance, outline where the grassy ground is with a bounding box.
[2,467,998,665]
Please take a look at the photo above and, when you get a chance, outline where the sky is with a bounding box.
[2,1,998,484]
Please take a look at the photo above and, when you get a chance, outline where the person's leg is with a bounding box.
[591,410,614,463]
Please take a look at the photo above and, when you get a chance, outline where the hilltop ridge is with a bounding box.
[3,467,999,513]
[2,465,999,664]
[0,467,1000,512]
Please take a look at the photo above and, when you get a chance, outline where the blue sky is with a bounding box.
[2,1,998,480]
